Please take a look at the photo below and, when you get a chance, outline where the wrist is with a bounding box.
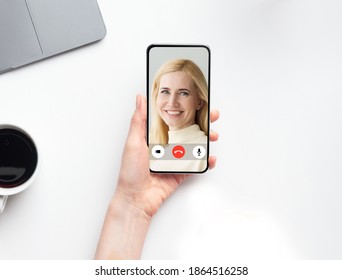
[109,190,152,225]
[95,188,152,260]
[114,180,158,219]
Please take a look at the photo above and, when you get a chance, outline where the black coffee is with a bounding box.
[0,128,38,188]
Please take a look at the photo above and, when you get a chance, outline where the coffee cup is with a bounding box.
[0,125,39,213]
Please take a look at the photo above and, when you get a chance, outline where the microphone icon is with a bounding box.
[193,146,206,159]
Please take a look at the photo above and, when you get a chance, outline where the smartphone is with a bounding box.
[147,44,211,173]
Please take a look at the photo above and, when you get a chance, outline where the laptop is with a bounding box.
[0,0,106,74]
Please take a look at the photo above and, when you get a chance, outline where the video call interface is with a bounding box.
[148,45,210,172]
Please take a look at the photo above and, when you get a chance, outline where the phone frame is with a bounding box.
[147,44,211,174]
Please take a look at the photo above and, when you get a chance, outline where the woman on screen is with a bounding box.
[150,59,208,145]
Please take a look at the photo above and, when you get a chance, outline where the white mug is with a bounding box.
[0,125,39,213]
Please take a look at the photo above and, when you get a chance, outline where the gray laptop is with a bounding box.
[0,0,106,74]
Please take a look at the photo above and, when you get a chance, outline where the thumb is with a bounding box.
[127,95,147,144]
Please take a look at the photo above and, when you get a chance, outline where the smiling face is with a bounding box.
[156,71,202,131]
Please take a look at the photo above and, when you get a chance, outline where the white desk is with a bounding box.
[1,0,342,259]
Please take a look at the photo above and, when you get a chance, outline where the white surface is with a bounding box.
[1,0,342,259]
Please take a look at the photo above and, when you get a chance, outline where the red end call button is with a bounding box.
[172,145,185,159]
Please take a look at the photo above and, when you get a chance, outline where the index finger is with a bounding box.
[210,110,220,123]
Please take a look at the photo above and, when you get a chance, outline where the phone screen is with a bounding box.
[147,45,210,173]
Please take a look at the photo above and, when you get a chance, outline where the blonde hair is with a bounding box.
[150,59,208,144]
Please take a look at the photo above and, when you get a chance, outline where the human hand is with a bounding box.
[95,95,219,259]
[116,95,219,218]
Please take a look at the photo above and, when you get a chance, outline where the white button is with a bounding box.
[192,145,206,159]
[151,145,165,159]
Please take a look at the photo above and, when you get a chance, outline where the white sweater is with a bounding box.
[168,124,207,144]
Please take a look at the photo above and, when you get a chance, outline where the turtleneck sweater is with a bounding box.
[168,124,207,144]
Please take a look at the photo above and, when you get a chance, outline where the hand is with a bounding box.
[116,95,219,218]
[95,95,219,259]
